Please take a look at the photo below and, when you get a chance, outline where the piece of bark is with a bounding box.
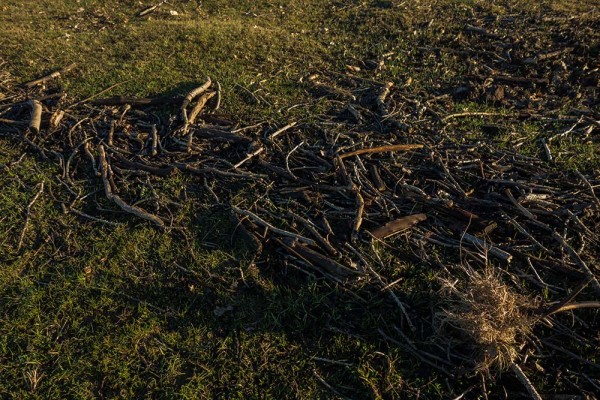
[23,63,77,88]
[370,214,427,239]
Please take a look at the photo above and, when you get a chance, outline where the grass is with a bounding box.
[1,0,598,398]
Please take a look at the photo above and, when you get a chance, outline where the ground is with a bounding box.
[0,1,598,399]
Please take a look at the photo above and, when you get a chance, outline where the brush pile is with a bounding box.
[1,9,599,397]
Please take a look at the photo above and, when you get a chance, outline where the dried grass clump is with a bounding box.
[439,267,538,374]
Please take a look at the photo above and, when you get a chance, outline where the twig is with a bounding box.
[231,206,316,246]
[287,210,337,255]
[214,81,222,110]
[338,144,423,159]
[510,363,542,400]
[17,182,44,250]
[234,146,264,169]
[23,63,77,88]
[269,121,297,140]
[574,170,600,206]
[461,233,513,263]
[150,124,158,156]
[98,144,165,228]
[552,231,600,295]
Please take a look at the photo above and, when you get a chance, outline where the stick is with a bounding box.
[377,81,393,116]
[214,81,222,110]
[370,214,427,239]
[233,147,264,169]
[150,124,158,156]
[574,170,600,206]
[281,238,357,278]
[188,91,216,124]
[28,100,42,134]
[181,78,212,123]
[98,145,165,228]
[338,144,423,159]
[352,187,365,240]
[231,206,316,246]
[510,364,542,400]
[269,121,297,140]
[548,301,600,315]
[23,63,77,88]
[17,182,44,250]
[552,231,600,295]
[287,210,337,256]
[91,96,170,106]
[462,233,513,263]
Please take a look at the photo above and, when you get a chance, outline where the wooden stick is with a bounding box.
[231,206,316,246]
[352,187,365,240]
[150,124,158,156]
[462,233,513,263]
[510,364,542,400]
[370,214,427,239]
[377,81,393,116]
[269,121,297,140]
[214,81,222,110]
[17,182,44,250]
[91,96,170,106]
[338,144,423,159]
[234,147,264,169]
[552,231,600,295]
[181,78,212,123]
[548,301,600,315]
[28,100,42,134]
[98,145,165,228]
[23,63,77,88]
[188,91,216,124]
[287,210,337,256]
[281,238,357,278]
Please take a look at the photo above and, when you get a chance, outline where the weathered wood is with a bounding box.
[28,100,42,134]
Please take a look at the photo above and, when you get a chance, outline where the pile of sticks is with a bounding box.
[1,58,599,397]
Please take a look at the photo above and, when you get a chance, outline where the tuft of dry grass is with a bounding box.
[438,267,539,374]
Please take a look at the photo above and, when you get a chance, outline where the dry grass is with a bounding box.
[438,267,539,374]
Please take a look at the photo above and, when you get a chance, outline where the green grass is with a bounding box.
[1,0,598,398]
